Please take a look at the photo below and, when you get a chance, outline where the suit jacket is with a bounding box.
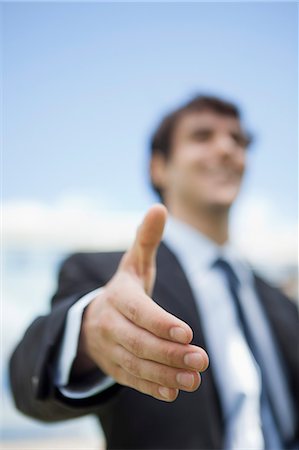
[9,243,299,449]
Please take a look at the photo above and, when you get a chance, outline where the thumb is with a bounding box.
[120,204,167,291]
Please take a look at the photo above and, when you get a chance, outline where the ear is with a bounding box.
[150,153,168,192]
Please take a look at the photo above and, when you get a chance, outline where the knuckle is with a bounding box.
[136,380,152,397]
[127,334,143,357]
[149,384,159,399]
[157,365,172,386]
[140,379,160,399]
[127,301,139,323]
[97,310,112,338]
[104,284,122,308]
[164,344,178,366]
[153,317,167,336]
[114,366,134,389]
[122,354,140,377]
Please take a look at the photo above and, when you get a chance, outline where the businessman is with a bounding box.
[10,95,299,449]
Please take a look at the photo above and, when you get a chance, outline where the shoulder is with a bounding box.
[253,273,298,330]
[59,250,124,279]
[61,250,124,267]
[254,274,297,308]
[51,250,125,304]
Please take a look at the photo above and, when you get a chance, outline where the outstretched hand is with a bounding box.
[81,204,209,402]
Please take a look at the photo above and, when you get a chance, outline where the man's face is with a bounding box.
[153,110,248,213]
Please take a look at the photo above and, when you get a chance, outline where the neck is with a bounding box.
[168,203,230,245]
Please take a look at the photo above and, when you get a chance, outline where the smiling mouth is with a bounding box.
[204,168,240,180]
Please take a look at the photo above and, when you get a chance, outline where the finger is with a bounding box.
[108,310,209,371]
[120,204,167,280]
[112,344,201,392]
[110,281,193,344]
[111,363,179,402]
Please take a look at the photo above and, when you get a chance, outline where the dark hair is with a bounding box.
[149,94,252,201]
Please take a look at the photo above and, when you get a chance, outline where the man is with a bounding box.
[10,95,299,449]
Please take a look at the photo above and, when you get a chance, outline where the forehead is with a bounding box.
[173,110,242,138]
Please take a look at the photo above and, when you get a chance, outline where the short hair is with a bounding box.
[149,94,252,201]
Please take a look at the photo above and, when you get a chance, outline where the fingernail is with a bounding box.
[158,386,172,399]
[169,327,188,343]
[176,372,194,388]
[184,353,204,370]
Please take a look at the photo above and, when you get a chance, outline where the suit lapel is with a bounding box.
[253,274,298,368]
[253,275,299,423]
[155,242,224,446]
[155,242,205,345]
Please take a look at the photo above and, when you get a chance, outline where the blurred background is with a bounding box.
[1,1,298,449]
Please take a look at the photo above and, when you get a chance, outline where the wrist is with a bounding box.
[70,301,98,379]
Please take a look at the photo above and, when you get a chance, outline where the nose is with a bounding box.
[215,133,236,156]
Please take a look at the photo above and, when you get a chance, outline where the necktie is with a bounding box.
[213,258,295,448]
[213,259,258,360]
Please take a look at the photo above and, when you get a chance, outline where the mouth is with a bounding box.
[204,167,241,182]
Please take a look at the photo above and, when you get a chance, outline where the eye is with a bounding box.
[192,129,213,142]
[230,132,249,147]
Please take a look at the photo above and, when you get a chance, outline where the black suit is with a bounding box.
[9,243,299,449]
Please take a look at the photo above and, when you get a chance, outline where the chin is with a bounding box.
[210,194,238,210]
[202,191,238,211]
[192,198,231,214]
[207,202,233,213]
[190,186,240,212]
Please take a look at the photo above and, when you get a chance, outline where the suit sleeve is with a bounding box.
[9,253,122,423]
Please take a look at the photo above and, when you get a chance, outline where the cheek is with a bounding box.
[237,150,247,168]
[169,152,201,177]
[236,159,246,179]
[177,156,209,179]
[172,144,208,164]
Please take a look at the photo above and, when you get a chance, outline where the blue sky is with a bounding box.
[3,2,298,220]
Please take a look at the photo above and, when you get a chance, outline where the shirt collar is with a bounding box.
[163,214,249,281]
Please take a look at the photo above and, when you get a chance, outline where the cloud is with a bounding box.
[3,193,297,270]
[3,194,142,252]
[231,195,297,269]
